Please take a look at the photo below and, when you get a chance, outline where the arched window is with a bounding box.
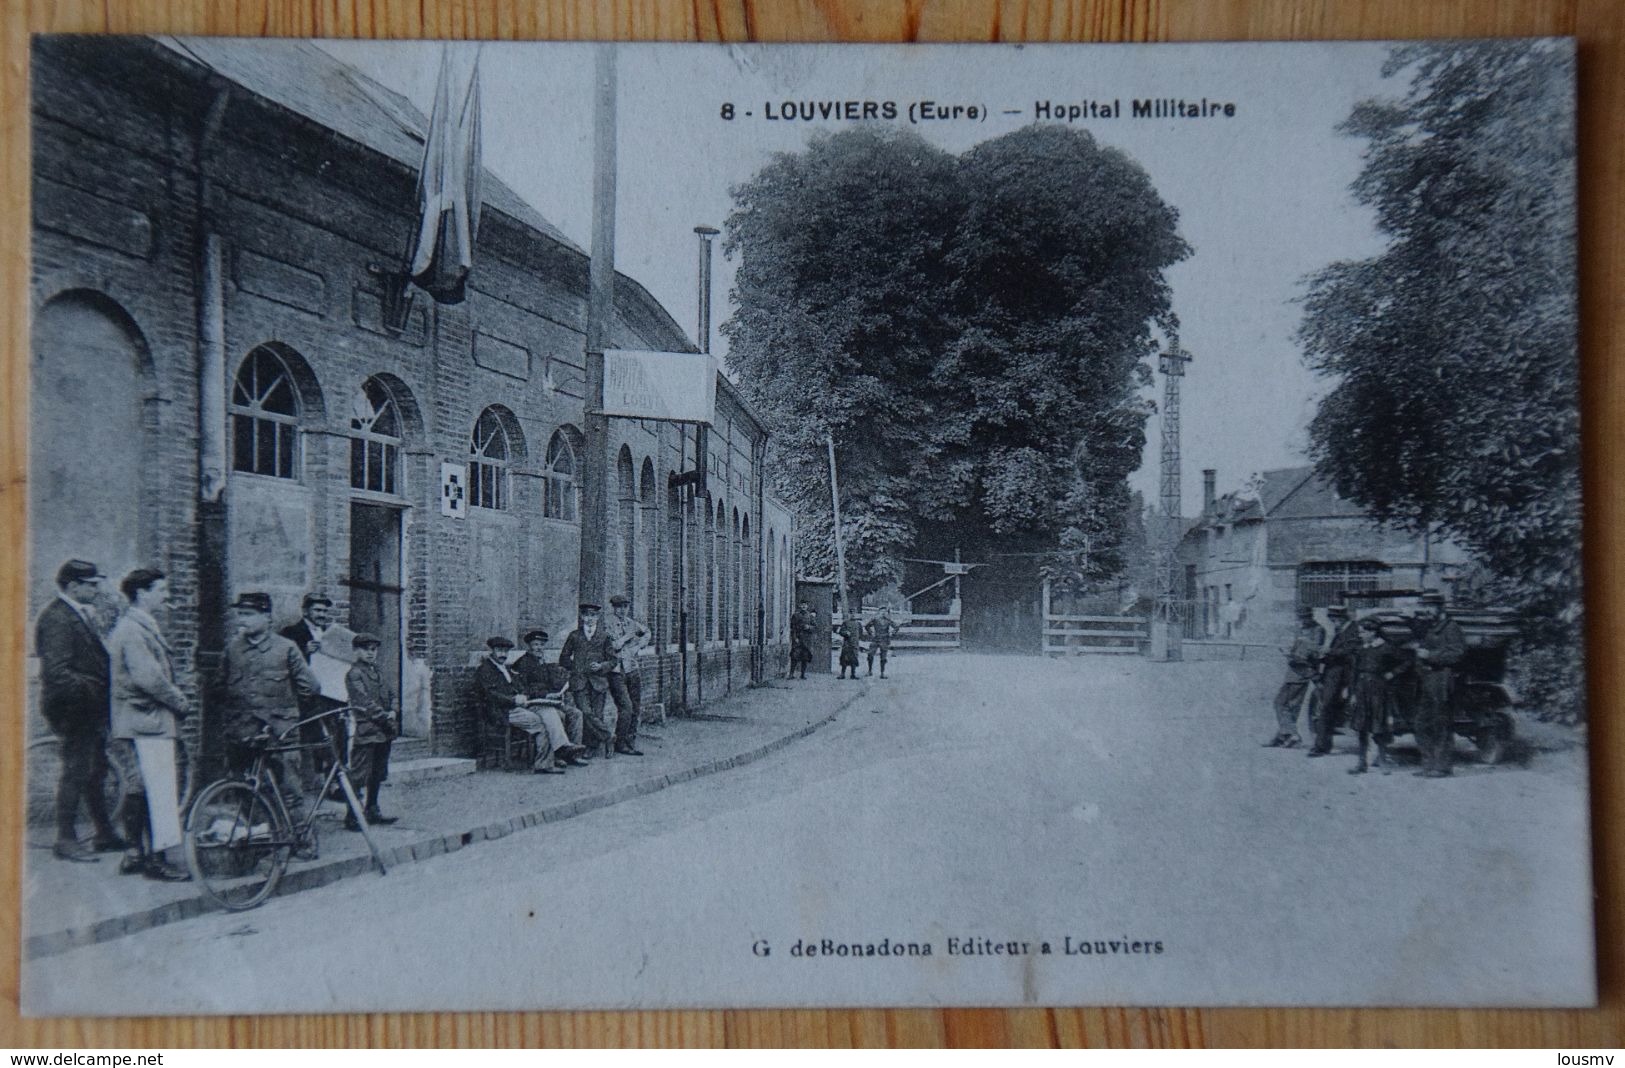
[231,346,301,479]
[350,378,402,495]
[703,503,716,641]
[544,429,579,522]
[741,514,752,643]
[766,531,777,639]
[469,407,511,510]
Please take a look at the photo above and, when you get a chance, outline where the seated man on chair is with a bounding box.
[513,629,588,769]
[473,636,566,774]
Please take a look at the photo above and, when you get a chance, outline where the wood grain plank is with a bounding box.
[1,0,1620,1047]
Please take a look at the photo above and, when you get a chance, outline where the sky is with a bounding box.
[320,39,1398,511]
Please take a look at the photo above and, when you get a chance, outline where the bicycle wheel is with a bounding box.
[184,780,289,910]
[25,736,128,830]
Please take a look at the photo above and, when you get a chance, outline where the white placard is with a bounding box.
[602,349,717,424]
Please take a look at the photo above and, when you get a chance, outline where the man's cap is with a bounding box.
[352,632,382,648]
[1327,604,1349,616]
[1359,616,1384,630]
[302,593,333,611]
[609,594,630,606]
[56,559,104,586]
[487,635,515,650]
[230,592,273,614]
[1419,591,1446,605]
[522,629,549,644]
[579,602,601,613]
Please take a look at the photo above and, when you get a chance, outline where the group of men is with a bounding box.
[1267,591,1468,778]
[787,601,901,680]
[472,595,651,773]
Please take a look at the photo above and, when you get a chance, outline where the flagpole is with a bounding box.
[579,43,617,609]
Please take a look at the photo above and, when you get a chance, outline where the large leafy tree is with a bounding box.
[1298,40,1580,717]
[723,125,1188,596]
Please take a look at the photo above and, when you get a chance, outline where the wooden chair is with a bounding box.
[482,716,535,771]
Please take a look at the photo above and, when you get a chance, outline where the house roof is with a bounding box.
[154,37,582,253]
[1190,465,1369,533]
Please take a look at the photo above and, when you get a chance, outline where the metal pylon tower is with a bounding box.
[1156,342,1192,623]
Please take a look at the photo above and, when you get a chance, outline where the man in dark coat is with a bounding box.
[863,607,901,678]
[35,559,124,862]
[473,636,559,772]
[279,593,341,781]
[1411,592,1468,778]
[513,629,586,767]
[789,601,815,680]
[559,603,618,757]
[343,632,399,828]
[1308,604,1359,757]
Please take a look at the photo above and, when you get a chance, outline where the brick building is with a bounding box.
[1176,466,1472,644]
[28,35,797,762]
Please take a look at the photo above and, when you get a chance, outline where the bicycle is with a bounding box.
[183,706,387,910]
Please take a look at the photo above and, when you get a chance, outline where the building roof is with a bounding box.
[1190,465,1370,534]
[155,37,581,253]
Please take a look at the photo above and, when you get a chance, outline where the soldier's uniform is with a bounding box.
[559,605,619,755]
[833,617,863,679]
[1267,622,1321,748]
[863,612,900,678]
[1309,613,1360,755]
[789,607,815,679]
[1412,596,1467,777]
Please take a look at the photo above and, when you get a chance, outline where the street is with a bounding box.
[26,652,1595,1013]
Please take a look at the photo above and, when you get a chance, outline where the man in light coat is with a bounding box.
[107,569,191,881]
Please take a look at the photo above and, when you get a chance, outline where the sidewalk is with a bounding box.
[23,675,860,961]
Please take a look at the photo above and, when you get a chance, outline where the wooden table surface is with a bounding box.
[1,0,1620,1049]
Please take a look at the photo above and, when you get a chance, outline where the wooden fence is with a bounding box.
[1041,581,1147,655]
[833,608,961,650]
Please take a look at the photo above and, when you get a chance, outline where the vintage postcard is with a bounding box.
[20,36,1591,1012]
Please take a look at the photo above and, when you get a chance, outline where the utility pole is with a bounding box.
[826,432,850,617]
[578,44,617,609]
[672,224,719,710]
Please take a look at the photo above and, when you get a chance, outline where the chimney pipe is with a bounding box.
[1202,469,1216,513]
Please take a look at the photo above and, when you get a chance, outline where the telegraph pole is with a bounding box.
[827,433,850,616]
[578,44,617,608]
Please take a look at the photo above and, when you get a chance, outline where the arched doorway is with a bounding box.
[30,291,155,611]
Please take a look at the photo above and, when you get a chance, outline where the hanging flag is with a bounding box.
[409,47,483,304]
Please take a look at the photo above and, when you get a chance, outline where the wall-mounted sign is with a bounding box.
[440,461,466,519]
[602,349,716,424]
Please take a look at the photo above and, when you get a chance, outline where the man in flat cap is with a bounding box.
[218,592,322,852]
[1409,592,1467,778]
[605,594,650,756]
[513,629,587,768]
[559,603,618,758]
[343,632,399,827]
[473,636,561,773]
[279,593,342,783]
[35,559,125,862]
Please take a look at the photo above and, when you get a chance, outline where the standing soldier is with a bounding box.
[343,633,400,827]
[559,604,619,757]
[789,601,815,680]
[1411,591,1467,778]
[1347,617,1401,775]
[605,594,650,757]
[1264,608,1322,749]
[863,606,900,678]
[833,611,863,681]
[218,592,322,855]
[36,559,124,863]
[1308,604,1359,757]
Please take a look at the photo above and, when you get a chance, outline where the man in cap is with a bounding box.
[789,601,815,680]
[473,636,564,773]
[1410,592,1467,778]
[1308,604,1360,757]
[863,606,900,678]
[605,594,650,756]
[218,592,322,852]
[513,629,587,768]
[279,593,342,783]
[559,603,619,757]
[1265,607,1322,749]
[343,632,400,827]
[35,559,125,862]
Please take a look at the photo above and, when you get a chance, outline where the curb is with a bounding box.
[24,692,858,961]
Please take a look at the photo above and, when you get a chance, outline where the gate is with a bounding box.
[1041,580,1147,655]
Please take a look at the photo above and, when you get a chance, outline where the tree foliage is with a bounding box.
[1298,40,1581,718]
[723,125,1188,596]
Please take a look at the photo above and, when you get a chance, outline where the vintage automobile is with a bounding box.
[1335,589,1520,765]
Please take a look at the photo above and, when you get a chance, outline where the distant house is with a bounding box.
[1176,466,1473,644]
